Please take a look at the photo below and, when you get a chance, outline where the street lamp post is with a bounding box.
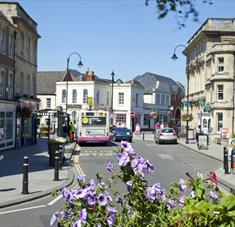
[66,52,83,114]
[171,44,190,144]
[111,71,115,114]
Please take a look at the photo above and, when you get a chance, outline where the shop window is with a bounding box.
[217,112,223,133]
[0,112,5,142]
[144,114,149,125]
[116,114,126,127]
[6,112,13,140]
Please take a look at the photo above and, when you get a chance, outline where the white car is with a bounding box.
[154,128,177,144]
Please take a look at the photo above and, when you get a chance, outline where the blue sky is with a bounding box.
[17,0,235,85]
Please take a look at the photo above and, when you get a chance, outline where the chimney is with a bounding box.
[86,70,95,81]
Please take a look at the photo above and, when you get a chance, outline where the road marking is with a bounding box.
[80,153,89,156]
[48,194,63,206]
[0,205,46,215]
[158,154,174,160]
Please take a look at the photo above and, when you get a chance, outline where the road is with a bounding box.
[0,140,222,227]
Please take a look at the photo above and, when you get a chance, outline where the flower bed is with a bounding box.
[51,141,235,226]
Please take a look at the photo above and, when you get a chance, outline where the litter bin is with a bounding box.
[48,141,65,166]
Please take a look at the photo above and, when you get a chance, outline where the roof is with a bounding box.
[133,72,179,91]
[37,71,66,94]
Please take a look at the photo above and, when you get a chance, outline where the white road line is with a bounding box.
[48,194,63,206]
[80,153,89,156]
[0,205,46,215]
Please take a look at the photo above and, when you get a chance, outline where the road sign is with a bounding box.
[130,112,135,119]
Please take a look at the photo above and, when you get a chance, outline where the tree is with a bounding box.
[145,0,213,28]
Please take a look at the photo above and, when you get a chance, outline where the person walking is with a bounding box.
[135,123,141,136]
[196,125,201,144]
[69,122,75,142]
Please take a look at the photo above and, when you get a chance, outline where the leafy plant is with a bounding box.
[51,142,235,227]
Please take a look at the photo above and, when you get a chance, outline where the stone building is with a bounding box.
[0,2,40,148]
[184,18,235,139]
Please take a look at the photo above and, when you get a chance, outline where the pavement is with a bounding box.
[0,132,234,209]
[0,138,76,209]
[133,131,235,191]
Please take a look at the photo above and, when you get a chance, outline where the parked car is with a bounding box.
[112,127,133,142]
[154,128,177,144]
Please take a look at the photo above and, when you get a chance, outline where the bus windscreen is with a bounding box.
[82,116,106,126]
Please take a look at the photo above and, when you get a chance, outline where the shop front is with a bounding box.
[0,101,17,151]
[16,98,39,147]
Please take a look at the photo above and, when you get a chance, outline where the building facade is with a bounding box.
[0,2,40,148]
[184,18,235,138]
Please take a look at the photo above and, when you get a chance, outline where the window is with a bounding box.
[161,95,165,105]
[26,75,30,96]
[72,89,77,103]
[9,32,14,58]
[46,98,51,108]
[20,32,24,56]
[0,69,4,96]
[96,91,100,105]
[8,72,13,98]
[217,112,223,132]
[116,114,126,127]
[20,72,23,96]
[6,112,13,140]
[26,35,30,60]
[118,92,124,104]
[71,111,76,124]
[106,92,109,105]
[0,26,6,54]
[83,89,88,104]
[32,75,36,97]
[136,93,139,107]
[217,85,223,100]
[156,94,160,104]
[62,89,66,103]
[218,57,224,72]
[166,95,169,105]
[0,112,5,142]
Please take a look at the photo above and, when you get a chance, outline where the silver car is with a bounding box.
[154,128,177,144]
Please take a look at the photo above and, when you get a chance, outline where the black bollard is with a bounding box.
[22,156,29,194]
[143,132,145,140]
[223,147,229,174]
[59,144,63,169]
[54,151,59,181]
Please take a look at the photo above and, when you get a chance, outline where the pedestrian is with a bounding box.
[0,151,4,161]
[196,125,201,144]
[135,123,141,135]
[155,122,160,130]
[69,122,75,141]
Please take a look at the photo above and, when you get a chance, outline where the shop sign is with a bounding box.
[204,103,212,112]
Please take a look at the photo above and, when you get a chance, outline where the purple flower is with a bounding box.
[86,194,96,206]
[209,190,218,200]
[77,175,86,183]
[131,156,154,176]
[178,178,187,192]
[126,180,133,190]
[167,199,176,208]
[61,188,73,202]
[121,141,135,155]
[190,191,195,198]
[73,208,87,227]
[127,209,133,216]
[178,195,185,207]
[98,194,108,206]
[106,206,117,214]
[107,162,114,172]
[146,183,165,201]
[74,188,87,199]
[106,214,115,227]
[89,179,96,190]
[117,152,130,166]
[50,211,67,226]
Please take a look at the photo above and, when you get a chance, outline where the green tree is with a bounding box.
[145,0,213,28]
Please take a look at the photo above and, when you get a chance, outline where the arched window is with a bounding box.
[62,89,66,103]
[72,89,77,103]
[83,89,88,104]
[71,111,77,124]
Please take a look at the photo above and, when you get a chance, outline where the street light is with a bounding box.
[66,52,83,114]
[111,71,115,114]
[171,44,190,144]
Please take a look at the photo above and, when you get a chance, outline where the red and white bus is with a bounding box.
[77,110,110,144]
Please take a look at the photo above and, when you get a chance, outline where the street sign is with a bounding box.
[204,103,212,112]
[130,112,135,119]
